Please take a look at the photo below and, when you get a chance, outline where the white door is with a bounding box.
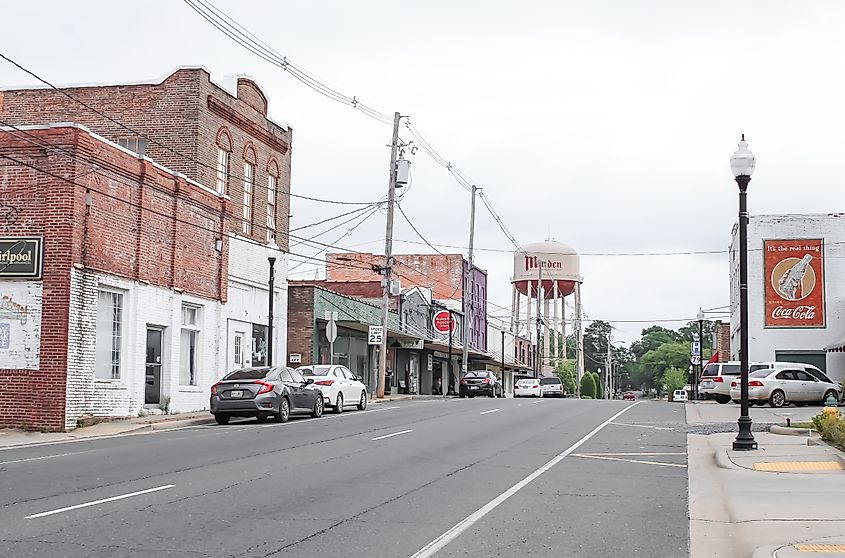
[234,332,247,369]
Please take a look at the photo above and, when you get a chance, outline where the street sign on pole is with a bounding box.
[691,340,701,357]
[368,325,384,345]
[326,321,337,343]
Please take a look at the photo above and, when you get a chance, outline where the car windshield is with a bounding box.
[539,378,561,385]
[223,367,272,380]
[301,365,332,377]
[464,371,489,378]
[749,370,771,378]
[702,364,718,377]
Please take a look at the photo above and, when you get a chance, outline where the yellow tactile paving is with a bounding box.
[752,461,842,472]
[794,543,845,552]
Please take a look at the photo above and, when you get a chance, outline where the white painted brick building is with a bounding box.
[730,213,845,385]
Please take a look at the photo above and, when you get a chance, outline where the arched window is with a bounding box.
[242,143,258,235]
[266,158,280,242]
[215,128,233,195]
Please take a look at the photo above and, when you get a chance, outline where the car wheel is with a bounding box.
[823,390,838,405]
[488,388,495,398]
[795,402,806,407]
[311,396,324,418]
[358,391,367,410]
[769,390,786,408]
[256,414,270,423]
[715,396,730,404]
[277,397,290,423]
[460,393,465,398]
[214,414,230,425]
[334,393,344,414]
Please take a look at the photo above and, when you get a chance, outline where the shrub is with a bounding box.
[580,373,596,399]
[812,408,845,451]
[593,372,603,400]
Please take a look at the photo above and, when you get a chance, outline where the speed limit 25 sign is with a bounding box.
[368,325,384,345]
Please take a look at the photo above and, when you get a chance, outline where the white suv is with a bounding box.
[699,361,742,404]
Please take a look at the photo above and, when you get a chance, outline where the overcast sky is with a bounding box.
[3,1,844,342]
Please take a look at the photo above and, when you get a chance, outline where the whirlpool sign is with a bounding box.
[0,237,43,280]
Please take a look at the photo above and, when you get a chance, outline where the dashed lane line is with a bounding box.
[371,429,413,441]
[26,485,175,519]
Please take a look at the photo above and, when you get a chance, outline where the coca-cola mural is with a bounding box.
[763,239,825,328]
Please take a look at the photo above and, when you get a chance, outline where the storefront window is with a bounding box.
[252,324,268,366]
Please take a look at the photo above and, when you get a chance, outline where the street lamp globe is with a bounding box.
[730,134,756,178]
[266,239,279,262]
[697,308,705,321]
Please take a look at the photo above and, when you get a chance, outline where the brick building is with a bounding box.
[325,253,488,353]
[0,69,291,430]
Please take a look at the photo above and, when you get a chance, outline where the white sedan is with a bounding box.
[514,378,542,397]
[297,365,368,413]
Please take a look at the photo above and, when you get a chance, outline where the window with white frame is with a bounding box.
[266,174,277,242]
[95,290,123,379]
[180,304,201,386]
[216,148,230,194]
[243,163,255,234]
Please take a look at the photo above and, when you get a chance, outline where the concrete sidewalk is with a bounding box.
[686,400,819,425]
[689,429,845,558]
[0,393,432,450]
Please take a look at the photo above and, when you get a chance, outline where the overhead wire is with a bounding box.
[0,53,381,206]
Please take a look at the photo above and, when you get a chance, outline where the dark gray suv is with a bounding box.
[210,366,324,425]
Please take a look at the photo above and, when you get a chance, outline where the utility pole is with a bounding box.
[377,111,401,399]
[535,264,542,378]
[605,331,612,400]
[461,185,478,378]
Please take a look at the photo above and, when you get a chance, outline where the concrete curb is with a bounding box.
[770,425,814,436]
[714,449,742,471]
[751,545,781,558]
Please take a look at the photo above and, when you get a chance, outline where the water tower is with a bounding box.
[511,241,584,379]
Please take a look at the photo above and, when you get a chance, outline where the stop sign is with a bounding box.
[433,310,455,334]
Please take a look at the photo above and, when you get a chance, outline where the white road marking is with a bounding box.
[262,405,401,427]
[409,402,641,558]
[479,409,500,415]
[0,451,88,466]
[571,453,687,468]
[26,485,175,519]
[609,422,673,431]
[371,429,413,441]
[584,452,686,456]
[533,400,545,404]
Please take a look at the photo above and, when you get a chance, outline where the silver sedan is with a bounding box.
[729,368,840,408]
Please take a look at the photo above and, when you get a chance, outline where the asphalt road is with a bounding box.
[0,397,688,557]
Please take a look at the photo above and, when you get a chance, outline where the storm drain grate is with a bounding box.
[794,543,845,552]
[753,461,842,472]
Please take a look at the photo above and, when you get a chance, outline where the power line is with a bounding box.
[396,202,444,256]
[0,53,381,206]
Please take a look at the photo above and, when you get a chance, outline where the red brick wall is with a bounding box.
[0,126,229,430]
[714,321,731,363]
[0,68,291,251]
[0,127,76,431]
[326,253,465,301]
[287,285,315,366]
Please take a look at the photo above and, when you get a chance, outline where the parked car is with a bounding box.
[514,377,542,398]
[210,366,324,425]
[459,370,502,398]
[297,364,368,413]
[749,361,835,385]
[623,391,636,401]
[729,368,840,408]
[539,377,564,397]
[699,361,742,404]
[672,389,688,402]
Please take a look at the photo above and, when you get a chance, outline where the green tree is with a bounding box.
[555,359,577,395]
[661,367,687,398]
[638,342,690,388]
[630,326,681,360]
[580,373,596,399]
[583,320,612,373]
[593,371,603,399]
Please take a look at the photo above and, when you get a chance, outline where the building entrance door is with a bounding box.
[145,328,163,405]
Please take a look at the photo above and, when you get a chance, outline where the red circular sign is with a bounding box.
[433,310,455,334]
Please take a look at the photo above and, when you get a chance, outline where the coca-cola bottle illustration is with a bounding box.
[777,254,812,301]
